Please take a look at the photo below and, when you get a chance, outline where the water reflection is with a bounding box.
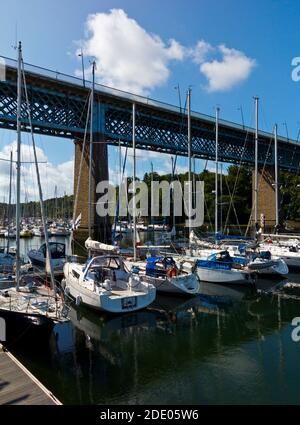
[7,277,299,405]
[2,230,300,404]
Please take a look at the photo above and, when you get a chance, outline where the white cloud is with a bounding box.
[198,44,256,92]
[190,40,214,65]
[77,9,185,95]
[0,142,73,202]
[75,9,255,94]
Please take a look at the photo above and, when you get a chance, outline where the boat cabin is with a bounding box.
[39,242,66,259]
[145,256,178,278]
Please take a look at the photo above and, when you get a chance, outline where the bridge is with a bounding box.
[1,55,299,240]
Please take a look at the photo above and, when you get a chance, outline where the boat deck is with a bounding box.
[0,344,60,405]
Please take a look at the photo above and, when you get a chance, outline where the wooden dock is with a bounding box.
[0,344,61,405]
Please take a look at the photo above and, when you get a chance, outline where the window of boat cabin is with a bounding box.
[105,257,120,269]
[89,256,120,269]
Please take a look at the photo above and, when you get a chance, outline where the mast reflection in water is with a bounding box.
[8,278,300,405]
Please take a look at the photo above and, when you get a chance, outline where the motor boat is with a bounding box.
[27,242,66,271]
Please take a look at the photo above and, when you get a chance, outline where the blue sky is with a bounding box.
[1,0,300,198]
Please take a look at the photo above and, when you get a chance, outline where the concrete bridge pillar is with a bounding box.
[252,166,281,230]
[73,133,111,255]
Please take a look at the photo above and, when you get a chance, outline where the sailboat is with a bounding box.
[0,42,68,341]
[186,107,257,285]
[124,255,200,295]
[189,102,288,282]
[124,90,200,295]
[63,64,156,313]
[255,124,300,269]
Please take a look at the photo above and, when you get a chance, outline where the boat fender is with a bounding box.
[64,285,70,295]
[103,279,111,291]
[76,295,82,306]
[129,274,140,289]
[167,267,177,278]
[61,278,66,290]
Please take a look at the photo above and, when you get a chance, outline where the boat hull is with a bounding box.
[255,258,289,277]
[63,261,156,314]
[28,252,65,272]
[196,266,254,285]
[0,308,54,344]
[142,274,200,295]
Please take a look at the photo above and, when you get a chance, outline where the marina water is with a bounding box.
[3,235,300,404]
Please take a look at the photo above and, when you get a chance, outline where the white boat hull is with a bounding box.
[142,273,200,295]
[63,260,156,314]
[196,266,254,285]
[255,258,289,276]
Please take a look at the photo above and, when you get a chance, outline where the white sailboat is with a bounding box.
[190,101,289,282]
[63,255,156,313]
[124,256,200,295]
[187,107,256,285]
[0,42,68,341]
[63,66,156,313]
[124,90,200,296]
[257,124,299,269]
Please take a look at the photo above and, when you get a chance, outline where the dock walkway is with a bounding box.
[0,344,61,405]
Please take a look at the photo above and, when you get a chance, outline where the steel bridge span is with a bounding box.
[0,55,299,240]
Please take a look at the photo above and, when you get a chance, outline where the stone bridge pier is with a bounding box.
[73,134,111,254]
[252,166,281,231]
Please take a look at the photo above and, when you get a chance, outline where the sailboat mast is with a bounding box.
[274,123,279,230]
[215,107,219,237]
[88,60,96,241]
[16,41,22,291]
[54,185,58,220]
[171,156,175,234]
[6,151,13,253]
[132,102,137,261]
[254,96,259,227]
[220,163,223,235]
[21,49,57,290]
[187,88,192,248]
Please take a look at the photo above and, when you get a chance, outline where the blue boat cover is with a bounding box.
[146,256,176,278]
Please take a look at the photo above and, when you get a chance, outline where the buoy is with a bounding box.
[75,295,82,306]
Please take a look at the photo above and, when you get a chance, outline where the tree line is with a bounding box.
[0,166,299,227]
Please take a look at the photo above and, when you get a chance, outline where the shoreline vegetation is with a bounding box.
[0,165,299,227]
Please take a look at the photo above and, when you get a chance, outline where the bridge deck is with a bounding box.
[1,54,300,170]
